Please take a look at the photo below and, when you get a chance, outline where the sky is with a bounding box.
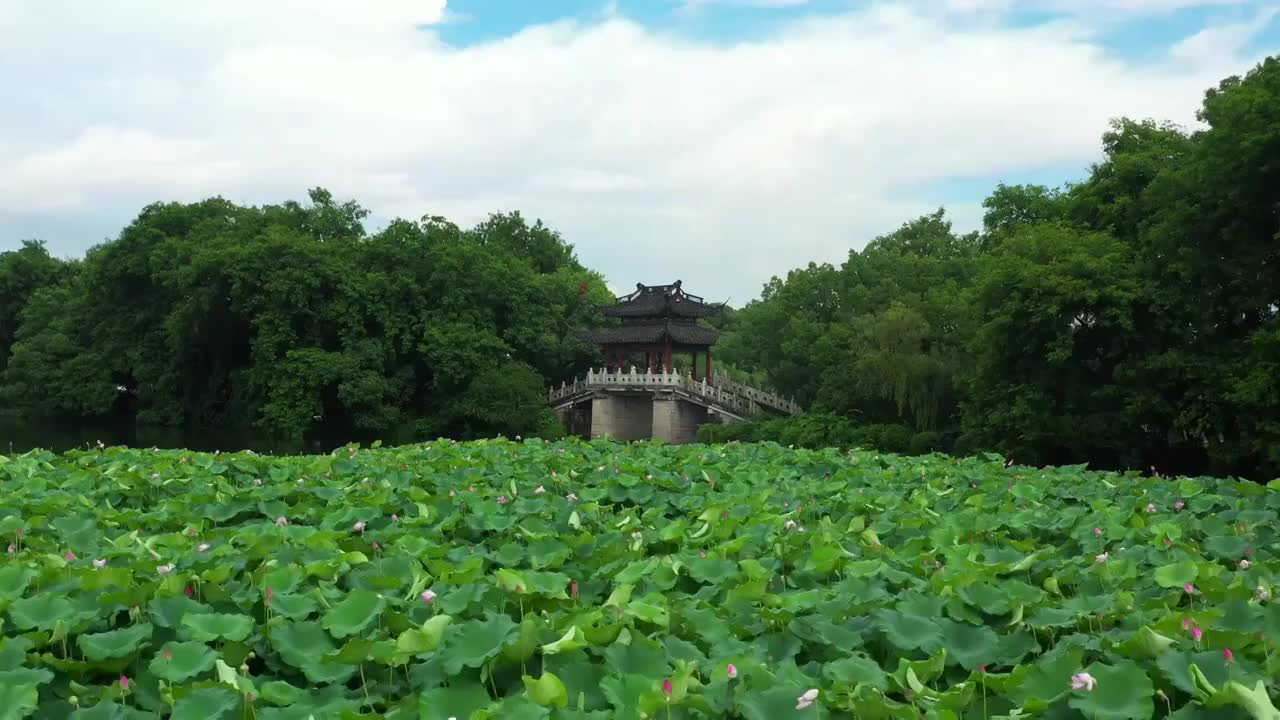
[1,1,1276,303]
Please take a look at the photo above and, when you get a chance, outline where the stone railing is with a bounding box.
[549,367,801,416]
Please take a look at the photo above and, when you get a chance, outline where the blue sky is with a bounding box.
[439,0,1278,59]
[1,0,1277,301]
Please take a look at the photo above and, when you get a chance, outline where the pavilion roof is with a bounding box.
[578,320,719,347]
[600,280,723,319]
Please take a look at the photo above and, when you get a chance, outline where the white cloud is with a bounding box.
[1170,6,1278,64]
[0,0,1273,301]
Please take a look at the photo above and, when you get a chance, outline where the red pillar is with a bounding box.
[648,350,657,374]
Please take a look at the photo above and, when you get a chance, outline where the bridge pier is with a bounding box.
[651,392,707,444]
[589,392,653,441]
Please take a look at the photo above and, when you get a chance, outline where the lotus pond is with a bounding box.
[0,440,1277,719]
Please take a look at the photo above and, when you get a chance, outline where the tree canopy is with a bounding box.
[714,56,1280,480]
[0,189,610,445]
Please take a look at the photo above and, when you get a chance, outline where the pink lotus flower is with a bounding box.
[796,688,819,710]
[1094,527,1103,536]
[1095,553,1109,564]
[1184,583,1196,594]
[1240,559,1251,569]
[157,563,175,575]
[265,587,272,605]
[120,675,129,690]
[1174,500,1185,511]
[163,649,173,661]
[726,663,738,679]
[275,516,288,526]
[391,514,399,521]
[497,496,508,505]
[570,581,578,599]
[662,679,672,696]
[1183,618,1192,629]
[93,558,107,568]
[65,551,76,561]
[421,589,436,603]
[197,543,210,552]
[1070,672,1096,691]
[184,586,193,596]
[1223,648,1234,664]
[1145,504,1157,513]
[1192,626,1203,641]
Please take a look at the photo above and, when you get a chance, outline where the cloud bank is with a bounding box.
[0,0,1274,301]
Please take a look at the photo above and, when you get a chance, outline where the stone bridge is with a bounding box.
[549,367,800,443]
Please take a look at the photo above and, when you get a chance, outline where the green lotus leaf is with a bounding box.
[181,612,254,642]
[1067,661,1155,720]
[623,599,668,626]
[264,592,317,621]
[440,612,517,674]
[0,680,39,720]
[939,619,1001,670]
[68,702,129,719]
[822,653,889,690]
[76,622,153,661]
[418,683,492,720]
[396,614,452,655]
[599,673,664,717]
[1156,650,1233,696]
[148,596,210,629]
[739,685,826,720]
[874,608,943,652]
[1205,680,1280,719]
[1153,560,1199,588]
[270,620,357,684]
[0,637,31,670]
[170,687,239,720]
[8,596,95,631]
[0,566,34,604]
[148,641,216,682]
[51,516,98,549]
[0,668,53,690]
[541,625,587,655]
[256,679,306,706]
[523,671,569,707]
[321,588,386,638]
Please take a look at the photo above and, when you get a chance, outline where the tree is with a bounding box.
[0,240,73,374]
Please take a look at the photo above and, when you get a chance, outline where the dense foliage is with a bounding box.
[716,56,1280,480]
[0,191,610,444]
[0,439,1277,718]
